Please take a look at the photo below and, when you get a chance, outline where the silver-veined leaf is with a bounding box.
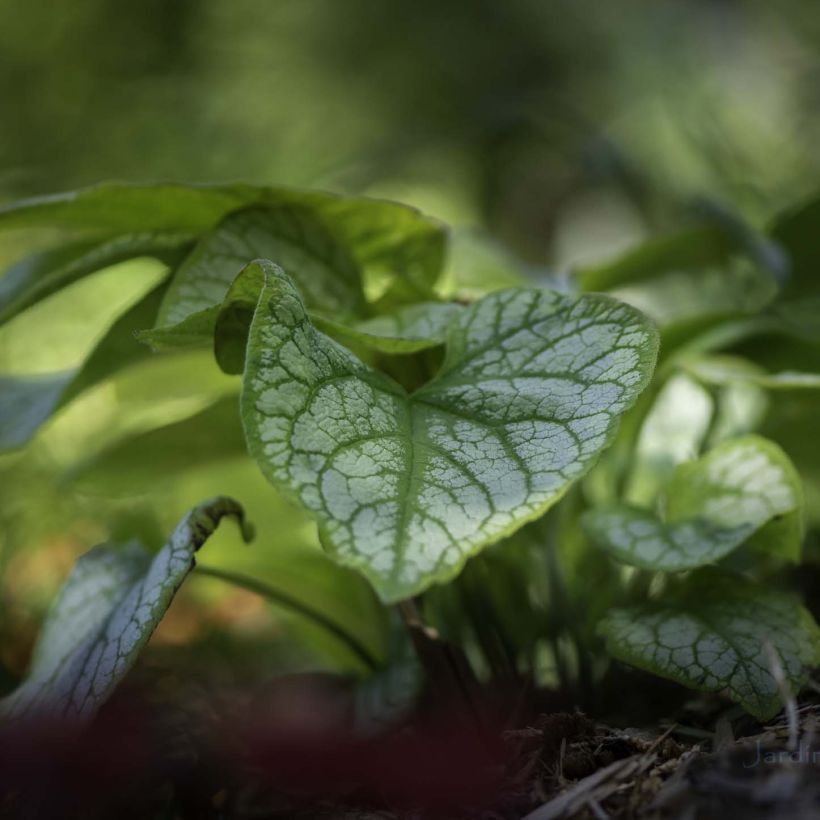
[240,261,658,602]
[600,570,820,720]
[583,435,803,571]
[0,497,251,723]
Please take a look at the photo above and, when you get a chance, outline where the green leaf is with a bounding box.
[600,570,820,720]
[1,181,446,312]
[770,193,820,298]
[156,206,366,328]
[0,183,264,234]
[212,263,461,374]
[683,355,820,391]
[576,224,734,292]
[66,395,245,492]
[0,497,251,723]
[315,301,464,355]
[0,232,192,327]
[241,261,658,602]
[583,435,804,571]
[624,373,713,505]
[0,281,168,451]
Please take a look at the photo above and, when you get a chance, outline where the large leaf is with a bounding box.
[0,281,168,451]
[0,182,445,311]
[0,497,251,723]
[600,571,820,720]
[0,183,259,234]
[583,436,803,571]
[240,262,658,602]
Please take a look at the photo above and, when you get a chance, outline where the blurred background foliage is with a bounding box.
[2,0,820,689]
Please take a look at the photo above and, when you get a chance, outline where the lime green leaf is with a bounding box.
[600,571,820,720]
[584,435,803,571]
[0,497,251,723]
[0,281,168,451]
[0,232,191,327]
[0,183,260,234]
[438,229,527,299]
[1,182,446,310]
[157,206,366,328]
[66,396,245,493]
[241,262,658,602]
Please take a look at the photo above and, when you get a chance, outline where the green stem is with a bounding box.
[194,564,379,671]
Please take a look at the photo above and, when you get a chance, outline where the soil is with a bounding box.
[2,659,819,820]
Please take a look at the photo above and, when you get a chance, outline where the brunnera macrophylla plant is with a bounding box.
[0,182,819,725]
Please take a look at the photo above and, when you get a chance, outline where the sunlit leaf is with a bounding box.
[66,395,245,492]
[1,182,446,313]
[240,261,658,601]
[0,281,168,451]
[0,497,251,723]
[624,373,713,505]
[0,232,191,327]
[584,435,803,571]
[156,206,366,327]
[600,570,820,720]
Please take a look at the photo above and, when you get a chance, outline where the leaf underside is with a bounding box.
[241,261,659,601]
[0,497,250,723]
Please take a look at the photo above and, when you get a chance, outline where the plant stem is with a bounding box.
[194,564,379,671]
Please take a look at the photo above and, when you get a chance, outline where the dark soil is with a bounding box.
[2,660,819,820]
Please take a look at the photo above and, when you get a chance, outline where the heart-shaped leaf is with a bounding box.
[600,570,820,719]
[241,262,658,601]
[582,436,803,572]
[583,435,803,571]
[0,497,251,723]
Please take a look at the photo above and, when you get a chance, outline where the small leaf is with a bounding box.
[241,262,658,602]
[0,497,251,723]
[583,435,804,571]
[0,281,168,451]
[600,570,820,720]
